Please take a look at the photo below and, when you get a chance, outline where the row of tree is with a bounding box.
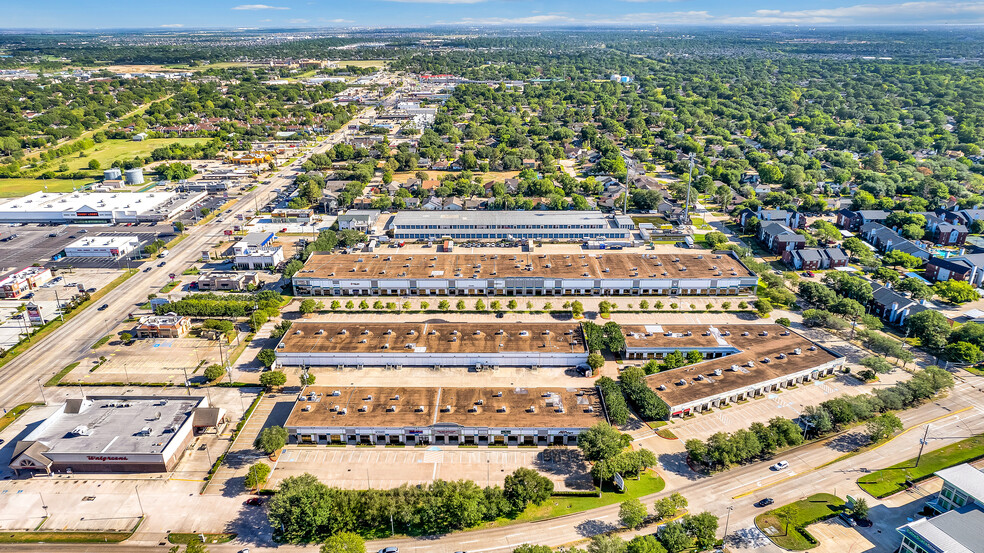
[268,469,554,542]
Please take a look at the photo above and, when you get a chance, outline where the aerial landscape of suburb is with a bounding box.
[1,2,984,553]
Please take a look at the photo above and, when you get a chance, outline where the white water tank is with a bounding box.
[124,168,145,185]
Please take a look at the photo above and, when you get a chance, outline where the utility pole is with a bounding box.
[134,485,145,518]
[915,424,931,467]
[181,365,192,396]
[53,288,64,321]
[37,378,46,405]
[723,505,734,545]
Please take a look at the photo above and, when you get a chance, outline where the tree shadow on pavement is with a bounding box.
[824,432,870,453]
[575,518,617,537]
[530,449,594,490]
[658,451,704,481]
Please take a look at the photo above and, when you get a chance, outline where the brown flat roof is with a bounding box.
[277,322,587,355]
[286,386,605,429]
[623,324,809,351]
[644,326,841,409]
[295,252,755,281]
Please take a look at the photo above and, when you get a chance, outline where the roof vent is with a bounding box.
[714,369,722,376]
[809,345,817,351]
[657,384,666,391]
[793,348,802,355]
[678,379,687,386]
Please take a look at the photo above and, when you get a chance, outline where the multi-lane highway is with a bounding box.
[0,102,380,413]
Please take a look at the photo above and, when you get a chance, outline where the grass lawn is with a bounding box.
[336,59,389,68]
[0,177,89,197]
[755,493,846,550]
[167,532,237,544]
[857,434,984,498]
[631,216,671,226]
[489,470,665,528]
[38,138,207,175]
[45,362,81,387]
[160,280,181,293]
[0,402,43,433]
[0,531,132,544]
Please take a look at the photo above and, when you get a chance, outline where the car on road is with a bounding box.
[23,293,33,299]
[378,548,398,553]
[245,497,264,506]
[158,261,167,267]
[0,439,5,445]
[98,304,109,311]
[755,498,774,507]
[143,267,152,272]
[770,460,789,471]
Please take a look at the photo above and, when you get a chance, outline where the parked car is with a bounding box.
[770,461,789,471]
[245,497,264,506]
[755,498,774,507]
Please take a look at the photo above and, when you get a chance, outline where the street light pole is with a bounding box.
[39,491,48,519]
[723,505,734,545]
[915,424,931,467]
[37,378,46,405]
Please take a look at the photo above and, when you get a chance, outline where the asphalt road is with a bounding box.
[0,103,381,414]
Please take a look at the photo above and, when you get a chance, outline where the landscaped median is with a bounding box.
[857,434,984,498]
[0,531,133,544]
[754,493,846,550]
[0,402,43,433]
[509,470,665,524]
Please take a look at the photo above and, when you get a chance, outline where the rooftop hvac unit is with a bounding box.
[747,361,755,367]
[415,405,425,412]
[339,408,347,414]
[714,369,722,376]
[778,353,786,359]
[294,330,302,335]
[361,329,370,335]
[381,344,389,349]
[475,399,484,405]
[809,345,817,351]
[316,329,324,335]
[392,394,400,400]
[303,405,313,412]
[331,390,341,396]
[586,406,594,412]
[695,374,704,381]
[497,406,507,413]
[793,348,802,355]
[657,385,666,391]
[678,379,687,386]
[760,331,769,337]
[762,357,770,363]
[358,405,368,412]
[494,391,502,397]
[138,427,152,436]
[359,339,367,344]
[527,405,536,413]
[387,405,397,412]
[742,332,750,336]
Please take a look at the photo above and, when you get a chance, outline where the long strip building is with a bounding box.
[389,210,635,242]
[285,386,605,446]
[634,324,844,417]
[275,322,588,368]
[293,251,757,297]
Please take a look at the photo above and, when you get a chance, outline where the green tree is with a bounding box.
[587,352,605,371]
[589,534,627,553]
[254,426,288,455]
[774,504,797,536]
[475,299,486,311]
[852,497,870,521]
[627,535,666,553]
[299,299,317,314]
[934,280,980,304]
[268,474,331,543]
[260,370,287,389]
[299,372,316,386]
[439,300,450,312]
[866,413,903,442]
[203,364,225,382]
[703,231,728,249]
[683,512,719,550]
[244,462,271,490]
[906,310,951,350]
[88,159,101,170]
[120,332,133,343]
[657,522,693,553]
[578,422,625,462]
[654,493,688,520]
[619,498,648,529]
[257,348,277,368]
[320,532,365,553]
[945,341,984,364]
[754,298,773,318]
[503,467,554,511]
[456,299,466,311]
[507,299,518,310]
[513,547,553,553]
[685,350,704,365]
[571,300,584,318]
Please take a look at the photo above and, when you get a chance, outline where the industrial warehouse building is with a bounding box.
[274,322,588,369]
[285,386,606,446]
[64,235,140,258]
[0,191,207,224]
[293,251,757,297]
[639,324,844,418]
[389,211,635,242]
[8,396,223,474]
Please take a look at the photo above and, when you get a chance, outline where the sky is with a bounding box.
[8,0,984,29]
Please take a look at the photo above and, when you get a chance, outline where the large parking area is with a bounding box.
[270,445,593,491]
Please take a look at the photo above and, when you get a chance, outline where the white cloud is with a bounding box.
[232,4,290,10]
[160,23,185,27]
[288,18,310,24]
[321,18,354,23]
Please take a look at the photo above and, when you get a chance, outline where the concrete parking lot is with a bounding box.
[269,445,593,491]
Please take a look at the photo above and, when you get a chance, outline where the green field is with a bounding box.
[755,493,846,550]
[857,434,984,498]
[46,138,207,174]
[503,471,665,525]
[335,59,388,68]
[0,177,91,197]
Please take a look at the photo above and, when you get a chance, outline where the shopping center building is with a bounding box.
[389,210,635,242]
[285,386,606,446]
[293,251,757,297]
